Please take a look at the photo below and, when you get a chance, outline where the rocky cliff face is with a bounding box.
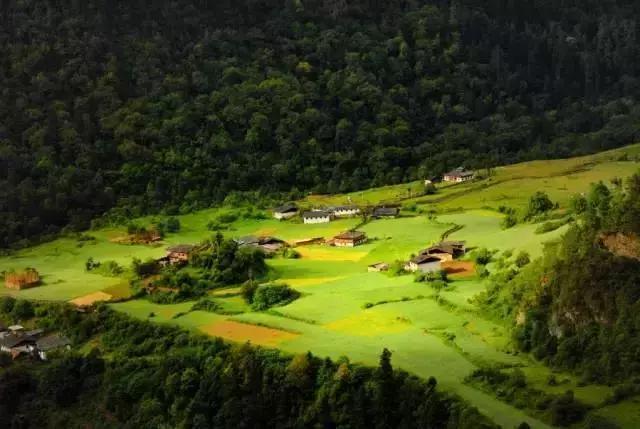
[599,232,640,261]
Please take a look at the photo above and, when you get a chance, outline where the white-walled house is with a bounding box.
[331,205,360,217]
[443,168,474,183]
[405,254,442,273]
[273,203,299,220]
[302,211,333,224]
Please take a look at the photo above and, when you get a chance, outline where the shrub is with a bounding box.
[241,280,259,304]
[191,299,223,313]
[514,251,531,268]
[282,248,300,259]
[473,248,494,265]
[165,217,181,233]
[251,284,300,311]
[501,212,517,229]
[525,192,554,220]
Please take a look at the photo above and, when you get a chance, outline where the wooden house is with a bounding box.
[302,210,334,224]
[372,207,400,218]
[4,269,40,290]
[166,244,195,264]
[419,241,466,261]
[333,231,367,247]
[405,254,443,273]
[273,203,299,220]
[443,167,474,183]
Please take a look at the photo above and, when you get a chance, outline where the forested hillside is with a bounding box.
[0,301,497,429]
[2,0,640,248]
[479,172,640,383]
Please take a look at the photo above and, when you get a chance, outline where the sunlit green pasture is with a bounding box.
[4,145,640,428]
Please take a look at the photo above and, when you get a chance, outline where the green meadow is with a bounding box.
[3,144,640,428]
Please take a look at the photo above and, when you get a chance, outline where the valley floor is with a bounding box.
[3,145,640,428]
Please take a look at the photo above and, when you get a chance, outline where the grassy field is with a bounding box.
[3,145,640,428]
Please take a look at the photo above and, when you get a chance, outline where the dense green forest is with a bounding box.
[479,172,640,383]
[0,301,497,429]
[2,0,640,248]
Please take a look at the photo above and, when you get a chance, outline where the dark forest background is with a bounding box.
[2,0,640,248]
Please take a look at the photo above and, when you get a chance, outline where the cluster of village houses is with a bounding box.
[155,167,475,270]
[0,324,70,361]
[273,203,401,224]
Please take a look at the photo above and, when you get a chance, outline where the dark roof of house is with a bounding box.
[24,329,45,338]
[237,236,284,246]
[373,207,400,216]
[334,205,359,211]
[302,210,332,219]
[0,334,35,349]
[36,334,71,351]
[444,168,474,177]
[334,231,367,240]
[274,203,298,213]
[236,235,261,246]
[0,323,6,332]
[411,254,443,264]
[421,242,466,256]
[167,244,195,253]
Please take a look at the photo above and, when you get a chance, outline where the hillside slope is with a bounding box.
[3,0,640,248]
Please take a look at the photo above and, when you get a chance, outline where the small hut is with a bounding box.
[4,269,41,290]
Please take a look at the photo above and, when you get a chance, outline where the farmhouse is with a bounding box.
[372,207,400,218]
[405,254,443,273]
[166,244,195,264]
[368,262,389,272]
[302,210,334,224]
[4,268,41,290]
[333,231,367,247]
[331,205,361,217]
[236,236,286,254]
[273,203,298,220]
[443,167,474,183]
[419,241,466,262]
[34,334,71,360]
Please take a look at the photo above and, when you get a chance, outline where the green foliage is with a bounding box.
[0,303,497,429]
[4,1,640,250]
[282,248,301,259]
[514,251,531,268]
[479,171,640,382]
[501,212,518,229]
[132,258,160,278]
[11,299,35,321]
[190,234,267,284]
[190,299,222,313]
[524,192,555,220]
[250,284,300,311]
[241,280,259,304]
[473,248,494,265]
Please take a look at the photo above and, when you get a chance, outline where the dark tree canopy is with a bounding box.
[2,0,640,248]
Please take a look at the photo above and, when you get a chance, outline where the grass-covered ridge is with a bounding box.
[2,145,640,428]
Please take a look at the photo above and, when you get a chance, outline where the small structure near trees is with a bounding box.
[372,206,400,218]
[165,244,195,265]
[332,231,368,247]
[405,255,443,273]
[273,203,299,220]
[331,205,361,217]
[4,268,41,290]
[302,210,334,224]
[443,167,474,183]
